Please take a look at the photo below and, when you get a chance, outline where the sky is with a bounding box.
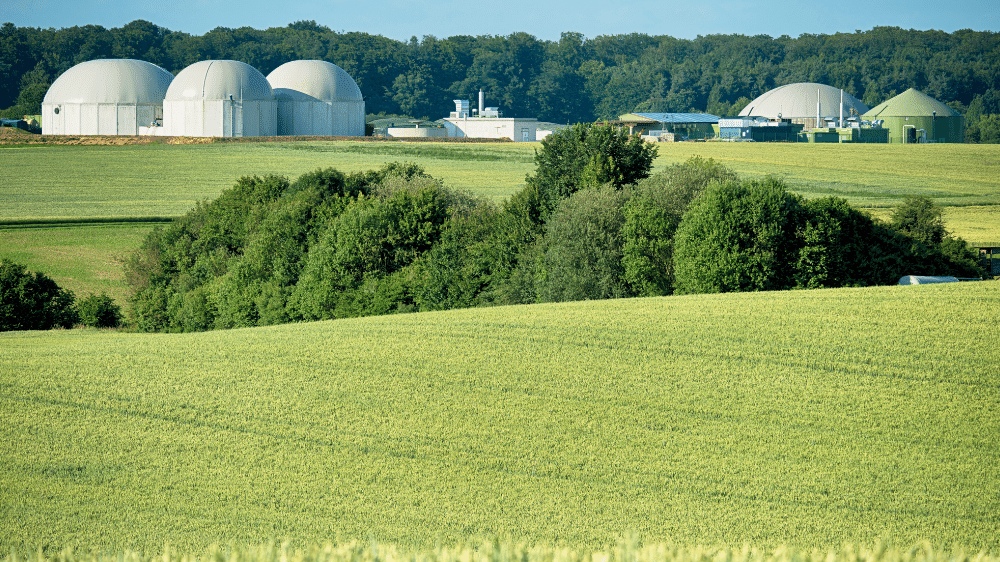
[2,0,998,42]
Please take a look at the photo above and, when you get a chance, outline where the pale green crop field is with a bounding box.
[2,282,998,554]
[652,143,1000,209]
[0,142,537,220]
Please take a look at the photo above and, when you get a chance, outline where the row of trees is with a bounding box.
[121,124,983,333]
[2,21,1000,139]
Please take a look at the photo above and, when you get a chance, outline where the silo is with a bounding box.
[162,60,276,137]
[739,82,869,129]
[266,60,365,136]
[41,59,174,135]
[862,89,964,144]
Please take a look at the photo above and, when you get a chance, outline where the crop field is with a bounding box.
[653,143,1000,209]
[4,540,999,562]
[2,282,998,554]
[0,142,538,220]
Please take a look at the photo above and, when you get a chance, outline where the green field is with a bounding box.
[2,282,998,553]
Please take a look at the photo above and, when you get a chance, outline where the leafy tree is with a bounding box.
[537,185,633,302]
[526,123,657,222]
[622,157,738,296]
[673,177,804,295]
[77,293,122,328]
[890,195,946,246]
[0,259,77,331]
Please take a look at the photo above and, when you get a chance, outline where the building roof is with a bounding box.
[165,60,273,102]
[739,82,869,119]
[862,88,960,119]
[621,112,720,124]
[267,60,363,103]
[43,59,173,105]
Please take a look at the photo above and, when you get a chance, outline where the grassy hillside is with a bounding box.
[2,282,997,553]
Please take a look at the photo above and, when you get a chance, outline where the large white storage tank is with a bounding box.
[162,60,276,137]
[266,60,365,136]
[41,59,174,135]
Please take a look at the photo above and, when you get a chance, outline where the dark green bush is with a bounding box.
[673,177,804,295]
[77,293,122,328]
[0,258,77,331]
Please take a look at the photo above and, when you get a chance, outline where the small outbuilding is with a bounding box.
[266,60,365,137]
[615,113,720,140]
[162,60,276,137]
[41,59,174,135]
[862,89,964,144]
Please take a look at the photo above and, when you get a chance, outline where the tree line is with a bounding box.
[2,20,1000,140]
[115,124,982,333]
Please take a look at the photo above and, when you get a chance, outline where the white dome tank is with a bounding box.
[739,82,869,128]
[267,60,365,136]
[162,60,277,137]
[41,59,174,135]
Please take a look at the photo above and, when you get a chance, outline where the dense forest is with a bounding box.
[2,20,1000,140]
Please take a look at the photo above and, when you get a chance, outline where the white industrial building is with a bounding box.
[41,59,174,135]
[162,60,277,137]
[440,92,538,141]
[267,60,365,136]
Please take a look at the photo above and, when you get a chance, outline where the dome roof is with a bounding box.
[165,60,273,102]
[267,60,363,102]
[862,88,960,119]
[739,82,869,119]
[43,59,173,105]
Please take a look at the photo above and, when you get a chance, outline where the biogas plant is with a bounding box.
[41,58,365,138]
[39,59,963,143]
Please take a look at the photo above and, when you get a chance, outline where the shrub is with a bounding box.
[538,185,633,302]
[622,157,738,296]
[526,123,657,221]
[0,258,77,331]
[673,177,804,295]
[77,293,122,328]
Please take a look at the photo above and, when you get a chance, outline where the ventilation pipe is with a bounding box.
[839,89,844,128]
[817,88,821,129]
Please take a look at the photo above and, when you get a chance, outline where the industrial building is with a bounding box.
[41,59,174,135]
[439,92,538,141]
[267,60,365,136]
[717,117,803,142]
[162,60,277,137]
[862,88,964,143]
[739,82,869,129]
[614,113,720,140]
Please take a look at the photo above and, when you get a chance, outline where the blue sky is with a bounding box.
[2,0,998,42]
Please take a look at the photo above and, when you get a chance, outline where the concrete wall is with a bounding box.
[162,99,277,137]
[276,99,365,136]
[42,103,159,135]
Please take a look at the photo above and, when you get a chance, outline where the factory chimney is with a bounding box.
[478,89,484,118]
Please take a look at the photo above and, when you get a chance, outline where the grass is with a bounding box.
[0,221,154,305]
[2,282,998,553]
